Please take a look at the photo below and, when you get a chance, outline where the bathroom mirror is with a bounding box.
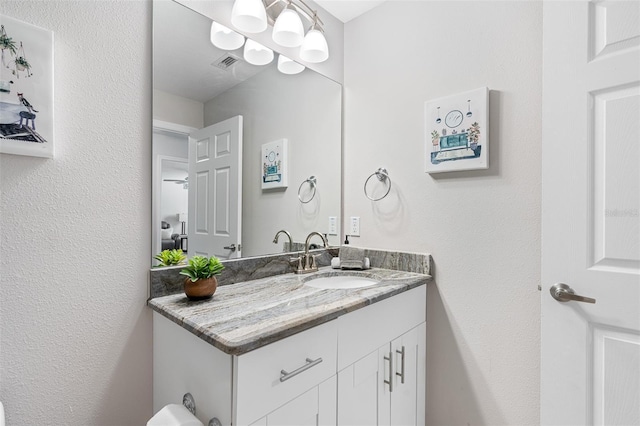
[152,0,342,265]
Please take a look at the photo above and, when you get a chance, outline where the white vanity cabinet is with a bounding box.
[337,326,424,426]
[153,313,337,426]
[152,285,426,426]
[336,286,426,426]
[248,376,337,426]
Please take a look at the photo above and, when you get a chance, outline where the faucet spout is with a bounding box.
[294,231,328,273]
[273,229,294,252]
[304,231,328,255]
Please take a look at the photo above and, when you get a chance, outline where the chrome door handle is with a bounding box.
[384,352,393,392]
[395,346,405,384]
[550,283,596,304]
[224,244,236,251]
[280,357,323,382]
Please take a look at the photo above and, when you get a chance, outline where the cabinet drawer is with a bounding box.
[234,320,338,426]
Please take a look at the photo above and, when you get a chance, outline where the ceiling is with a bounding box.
[315,0,387,23]
[154,0,266,103]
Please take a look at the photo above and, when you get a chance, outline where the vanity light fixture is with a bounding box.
[272,2,305,47]
[231,0,268,33]
[210,22,245,51]
[244,39,274,65]
[299,16,328,63]
[230,0,329,63]
[277,54,305,74]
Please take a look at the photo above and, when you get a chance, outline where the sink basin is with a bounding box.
[304,275,380,290]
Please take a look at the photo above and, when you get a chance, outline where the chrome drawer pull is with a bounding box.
[395,346,405,384]
[280,357,323,382]
[384,352,393,392]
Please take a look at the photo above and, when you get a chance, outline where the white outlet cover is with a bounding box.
[350,216,360,236]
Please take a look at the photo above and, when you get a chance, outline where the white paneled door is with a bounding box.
[541,1,640,425]
[189,115,243,259]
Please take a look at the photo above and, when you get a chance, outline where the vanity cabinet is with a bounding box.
[152,285,426,426]
[337,326,424,426]
[153,313,337,426]
[249,376,337,426]
[336,287,426,426]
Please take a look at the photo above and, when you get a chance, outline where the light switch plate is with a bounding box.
[328,216,337,235]
[350,216,360,236]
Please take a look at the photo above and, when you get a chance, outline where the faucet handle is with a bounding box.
[310,254,322,270]
[289,256,302,271]
[303,253,313,271]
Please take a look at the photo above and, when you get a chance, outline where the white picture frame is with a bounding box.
[261,139,288,189]
[0,14,54,158]
[425,87,489,173]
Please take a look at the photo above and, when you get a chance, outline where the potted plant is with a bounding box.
[467,122,481,150]
[179,255,224,300]
[154,249,187,267]
[15,56,30,71]
[431,130,440,150]
[0,27,17,55]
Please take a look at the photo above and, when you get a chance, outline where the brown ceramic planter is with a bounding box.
[184,276,217,300]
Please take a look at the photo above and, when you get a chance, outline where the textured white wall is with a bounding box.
[0,1,152,425]
[344,2,542,425]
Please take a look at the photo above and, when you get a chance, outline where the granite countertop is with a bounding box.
[148,267,431,355]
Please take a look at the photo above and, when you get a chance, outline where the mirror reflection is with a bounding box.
[152,0,342,265]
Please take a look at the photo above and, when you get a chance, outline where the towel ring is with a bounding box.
[298,176,317,204]
[364,168,391,201]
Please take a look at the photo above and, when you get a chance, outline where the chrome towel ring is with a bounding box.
[364,168,391,201]
[298,176,317,203]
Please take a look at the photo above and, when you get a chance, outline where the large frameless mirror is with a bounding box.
[152,0,342,266]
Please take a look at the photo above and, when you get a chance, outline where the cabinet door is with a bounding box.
[337,324,426,426]
[337,349,383,426]
[390,326,420,426]
[264,376,336,426]
[267,386,318,426]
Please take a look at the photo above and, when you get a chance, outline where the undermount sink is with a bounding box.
[304,274,380,290]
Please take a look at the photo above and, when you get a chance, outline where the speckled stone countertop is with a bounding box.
[148,267,431,355]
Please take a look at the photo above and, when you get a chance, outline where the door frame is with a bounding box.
[152,119,197,263]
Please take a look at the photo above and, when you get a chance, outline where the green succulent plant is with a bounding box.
[180,255,224,282]
[154,249,187,267]
[0,33,17,55]
[15,56,30,68]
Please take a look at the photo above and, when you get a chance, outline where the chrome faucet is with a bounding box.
[291,231,328,274]
[273,229,294,252]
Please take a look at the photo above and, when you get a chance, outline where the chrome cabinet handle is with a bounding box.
[224,244,236,251]
[550,283,596,304]
[395,346,405,384]
[384,352,393,392]
[280,357,323,382]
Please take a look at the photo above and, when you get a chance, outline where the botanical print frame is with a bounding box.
[425,87,489,173]
[261,139,288,189]
[0,14,54,158]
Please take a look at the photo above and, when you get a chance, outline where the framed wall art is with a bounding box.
[425,87,489,173]
[261,139,288,189]
[0,14,54,158]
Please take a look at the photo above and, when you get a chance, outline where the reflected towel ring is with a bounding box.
[364,168,391,201]
[298,176,317,203]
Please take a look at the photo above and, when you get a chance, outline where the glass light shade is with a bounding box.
[243,39,274,65]
[299,28,329,63]
[231,0,267,33]
[272,8,304,48]
[210,22,245,50]
[277,55,305,75]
